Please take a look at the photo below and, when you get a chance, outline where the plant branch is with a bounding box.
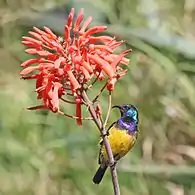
[92,81,108,103]
[81,90,120,195]
[57,110,92,120]
[60,97,77,104]
[103,91,119,194]
[86,72,101,90]
[104,91,112,127]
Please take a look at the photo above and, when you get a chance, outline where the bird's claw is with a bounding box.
[101,132,109,138]
[108,160,117,169]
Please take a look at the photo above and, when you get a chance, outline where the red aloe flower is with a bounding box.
[20,8,131,125]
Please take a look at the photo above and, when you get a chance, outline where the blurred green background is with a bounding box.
[1,0,195,194]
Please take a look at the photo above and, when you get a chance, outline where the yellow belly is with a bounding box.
[100,127,137,163]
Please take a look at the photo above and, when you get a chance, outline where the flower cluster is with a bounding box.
[20,8,130,125]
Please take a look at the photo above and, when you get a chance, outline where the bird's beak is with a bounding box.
[112,105,124,116]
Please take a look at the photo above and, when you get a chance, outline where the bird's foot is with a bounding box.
[108,160,117,170]
[101,132,109,138]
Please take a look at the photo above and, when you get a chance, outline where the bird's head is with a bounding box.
[112,104,138,122]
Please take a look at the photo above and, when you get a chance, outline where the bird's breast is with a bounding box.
[100,127,137,163]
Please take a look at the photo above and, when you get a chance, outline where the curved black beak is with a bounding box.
[112,105,124,116]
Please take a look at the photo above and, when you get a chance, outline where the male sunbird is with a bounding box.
[93,104,139,184]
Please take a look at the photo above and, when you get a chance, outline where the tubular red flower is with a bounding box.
[52,82,63,112]
[88,54,115,78]
[67,70,81,90]
[20,8,131,126]
[44,26,57,39]
[21,58,43,67]
[110,49,131,69]
[107,78,117,91]
[28,31,44,41]
[33,26,48,36]
[22,36,42,45]
[79,16,92,34]
[89,44,113,53]
[20,66,38,75]
[25,48,38,54]
[67,8,74,28]
[81,61,93,73]
[22,75,37,80]
[22,41,40,48]
[80,67,90,81]
[82,26,107,38]
[54,57,65,68]
[75,97,82,126]
[89,36,113,43]
[73,8,84,34]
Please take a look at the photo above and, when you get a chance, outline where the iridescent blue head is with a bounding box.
[113,104,139,134]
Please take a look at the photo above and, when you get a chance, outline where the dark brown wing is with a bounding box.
[98,121,117,164]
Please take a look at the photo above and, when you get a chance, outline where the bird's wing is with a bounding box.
[98,121,117,164]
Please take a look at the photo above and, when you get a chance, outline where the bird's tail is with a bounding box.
[92,165,107,184]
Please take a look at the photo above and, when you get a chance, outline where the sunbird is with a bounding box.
[92,104,139,184]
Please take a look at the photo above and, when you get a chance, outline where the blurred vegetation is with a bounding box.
[0,0,195,194]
